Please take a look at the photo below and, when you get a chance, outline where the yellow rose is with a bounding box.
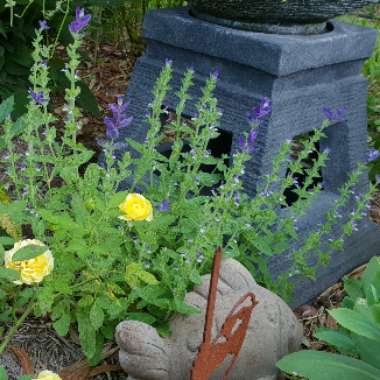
[4,239,54,285]
[33,370,62,380]
[119,193,153,222]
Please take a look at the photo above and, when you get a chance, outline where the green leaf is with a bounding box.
[329,308,380,343]
[0,96,14,123]
[0,267,19,281]
[344,276,363,300]
[77,311,96,359]
[53,313,71,337]
[126,312,156,325]
[354,335,380,370]
[90,302,105,331]
[365,284,379,305]
[126,138,144,154]
[315,328,357,354]
[126,262,158,289]
[0,367,9,380]
[277,350,380,380]
[174,298,200,316]
[362,257,380,295]
[18,376,33,380]
[0,237,14,247]
[12,245,47,261]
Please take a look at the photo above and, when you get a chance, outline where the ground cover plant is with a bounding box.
[277,256,380,380]
[0,7,377,373]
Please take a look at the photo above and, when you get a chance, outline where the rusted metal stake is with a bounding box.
[191,247,258,380]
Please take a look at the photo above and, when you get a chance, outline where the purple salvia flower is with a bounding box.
[69,7,91,34]
[323,106,347,123]
[159,200,170,212]
[28,88,47,105]
[211,68,221,80]
[376,175,380,184]
[368,148,380,163]
[39,20,50,31]
[165,58,173,67]
[247,97,272,123]
[239,128,258,154]
[104,96,133,140]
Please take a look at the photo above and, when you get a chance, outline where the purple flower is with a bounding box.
[239,128,258,154]
[28,88,47,105]
[159,200,170,212]
[165,58,173,67]
[248,97,272,123]
[368,148,380,163]
[211,68,221,80]
[104,96,133,140]
[39,20,50,31]
[69,7,91,34]
[323,106,347,123]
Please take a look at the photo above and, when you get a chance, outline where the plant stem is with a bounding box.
[51,0,71,58]
[0,299,35,355]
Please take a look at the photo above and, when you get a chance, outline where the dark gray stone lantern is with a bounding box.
[117,5,380,306]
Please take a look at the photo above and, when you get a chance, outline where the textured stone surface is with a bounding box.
[189,0,375,23]
[116,259,303,380]
[116,8,380,306]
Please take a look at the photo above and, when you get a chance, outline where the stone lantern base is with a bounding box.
[117,8,380,307]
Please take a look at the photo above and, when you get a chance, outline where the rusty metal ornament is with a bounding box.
[191,247,258,380]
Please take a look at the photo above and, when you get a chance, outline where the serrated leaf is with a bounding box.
[126,262,158,289]
[77,311,96,359]
[277,350,380,380]
[90,302,104,331]
[0,267,19,281]
[12,245,47,261]
[53,313,71,337]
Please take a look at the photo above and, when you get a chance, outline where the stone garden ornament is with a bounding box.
[118,4,380,306]
[116,251,303,380]
[189,0,379,34]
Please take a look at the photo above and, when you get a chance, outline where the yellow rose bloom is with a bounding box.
[4,239,54,285]
[119,193,153,222]
[33,370,62,380]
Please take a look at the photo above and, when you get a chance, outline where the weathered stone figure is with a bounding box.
[116,259,303,380]
[189,0,378,34]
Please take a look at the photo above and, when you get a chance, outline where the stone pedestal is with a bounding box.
[118,8,380,306]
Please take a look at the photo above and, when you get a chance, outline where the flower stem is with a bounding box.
[0,299,35,355]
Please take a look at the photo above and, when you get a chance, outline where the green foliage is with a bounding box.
[341,10,380,179]
[78,0,186,46]
[277,256,380,379]
[0,0,99,116]
[277,350,380,380]
[0,17,374,364]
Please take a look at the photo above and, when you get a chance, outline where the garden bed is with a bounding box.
[1,5,380,380]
